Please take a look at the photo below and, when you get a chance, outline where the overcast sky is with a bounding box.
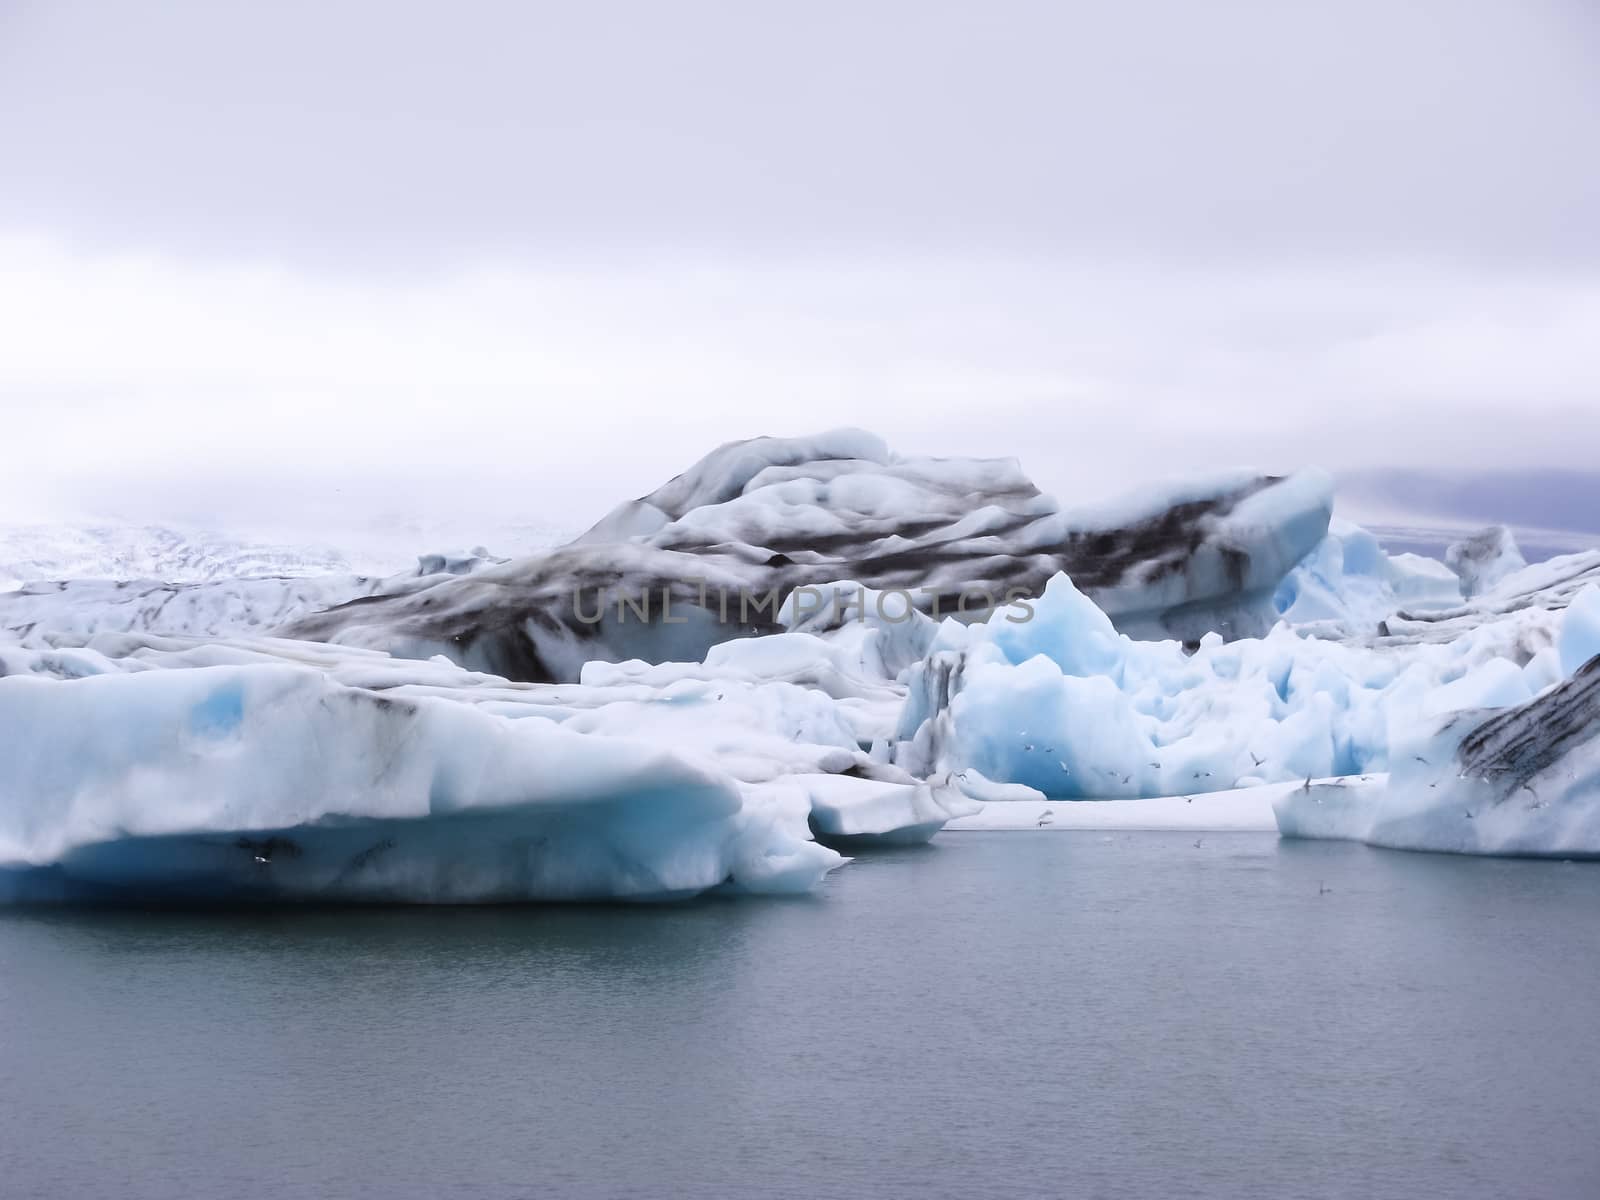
[2,0,1597,540]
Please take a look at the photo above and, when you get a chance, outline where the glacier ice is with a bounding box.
[879,543,1600,856]
[1273,518,1461,634]
[274,431,1333,682]
[0,579,977,900]
[1370,545,1600,648]
[0,660,842,902]
[1556,584,1600,677]
[0,523,359,592]
[1446,524,1527,599]
[4,429,1599,896]
[0,573,386,641]
[891,566,1562,799]
[0,543,519,643]
[1275,649,1600,857]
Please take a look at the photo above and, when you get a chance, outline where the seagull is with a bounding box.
[1193,838,1204,849]
[1024,743,1035,751]
[1249,752,1265,767]
[1301,777,1313,792]
[1037,809,1054,827]
[1183,795,1193,803]
[1414,755,1430,765]
[1319,881,1332,895]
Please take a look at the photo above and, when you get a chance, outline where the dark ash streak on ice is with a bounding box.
[277,430,1332,682]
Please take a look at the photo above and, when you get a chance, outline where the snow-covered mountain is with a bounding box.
[0,524,358,591]
[0,520,577,591]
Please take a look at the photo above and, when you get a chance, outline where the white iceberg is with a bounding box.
[5,431,1595,891]
[1275,651,1600,858]
[893,561,1569,801]
[0,661,842,903]
[1273,518,1461,634]
[0,579,976,900]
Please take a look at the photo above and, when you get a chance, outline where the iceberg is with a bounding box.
[276,431,1333,681]
[1275,650,1600,857]
[0,577,975,900]
[0,659,842,903]
[1273,518,1460,634]
[5,429,1595,894]
[891,565,1562,799]
[1372,546,1600,648]
[1446,524,1527,599]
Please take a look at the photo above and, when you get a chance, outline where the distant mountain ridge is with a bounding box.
[0,524,360,592]
[0,521,576,592]
[1338,468,1600,538]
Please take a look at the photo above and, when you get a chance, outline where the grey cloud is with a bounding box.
[1,0,1597,267]
[2,1,1597,538]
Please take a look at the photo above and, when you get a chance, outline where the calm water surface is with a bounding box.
[2,833,1598,1200]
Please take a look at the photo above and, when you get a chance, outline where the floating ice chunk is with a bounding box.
[1273,519,1460,633]
[1557,583,1600,677]
[1388,553,1464,606]
[894,566,1562,801]
[2,606,973,869]
[1275,658,1600,857]
[1447,525,1528,599]
[772,772,981,846]
[0,663,842,903]
[1271,776,1392,843]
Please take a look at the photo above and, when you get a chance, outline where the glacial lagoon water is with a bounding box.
[2,832,1598,1200]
